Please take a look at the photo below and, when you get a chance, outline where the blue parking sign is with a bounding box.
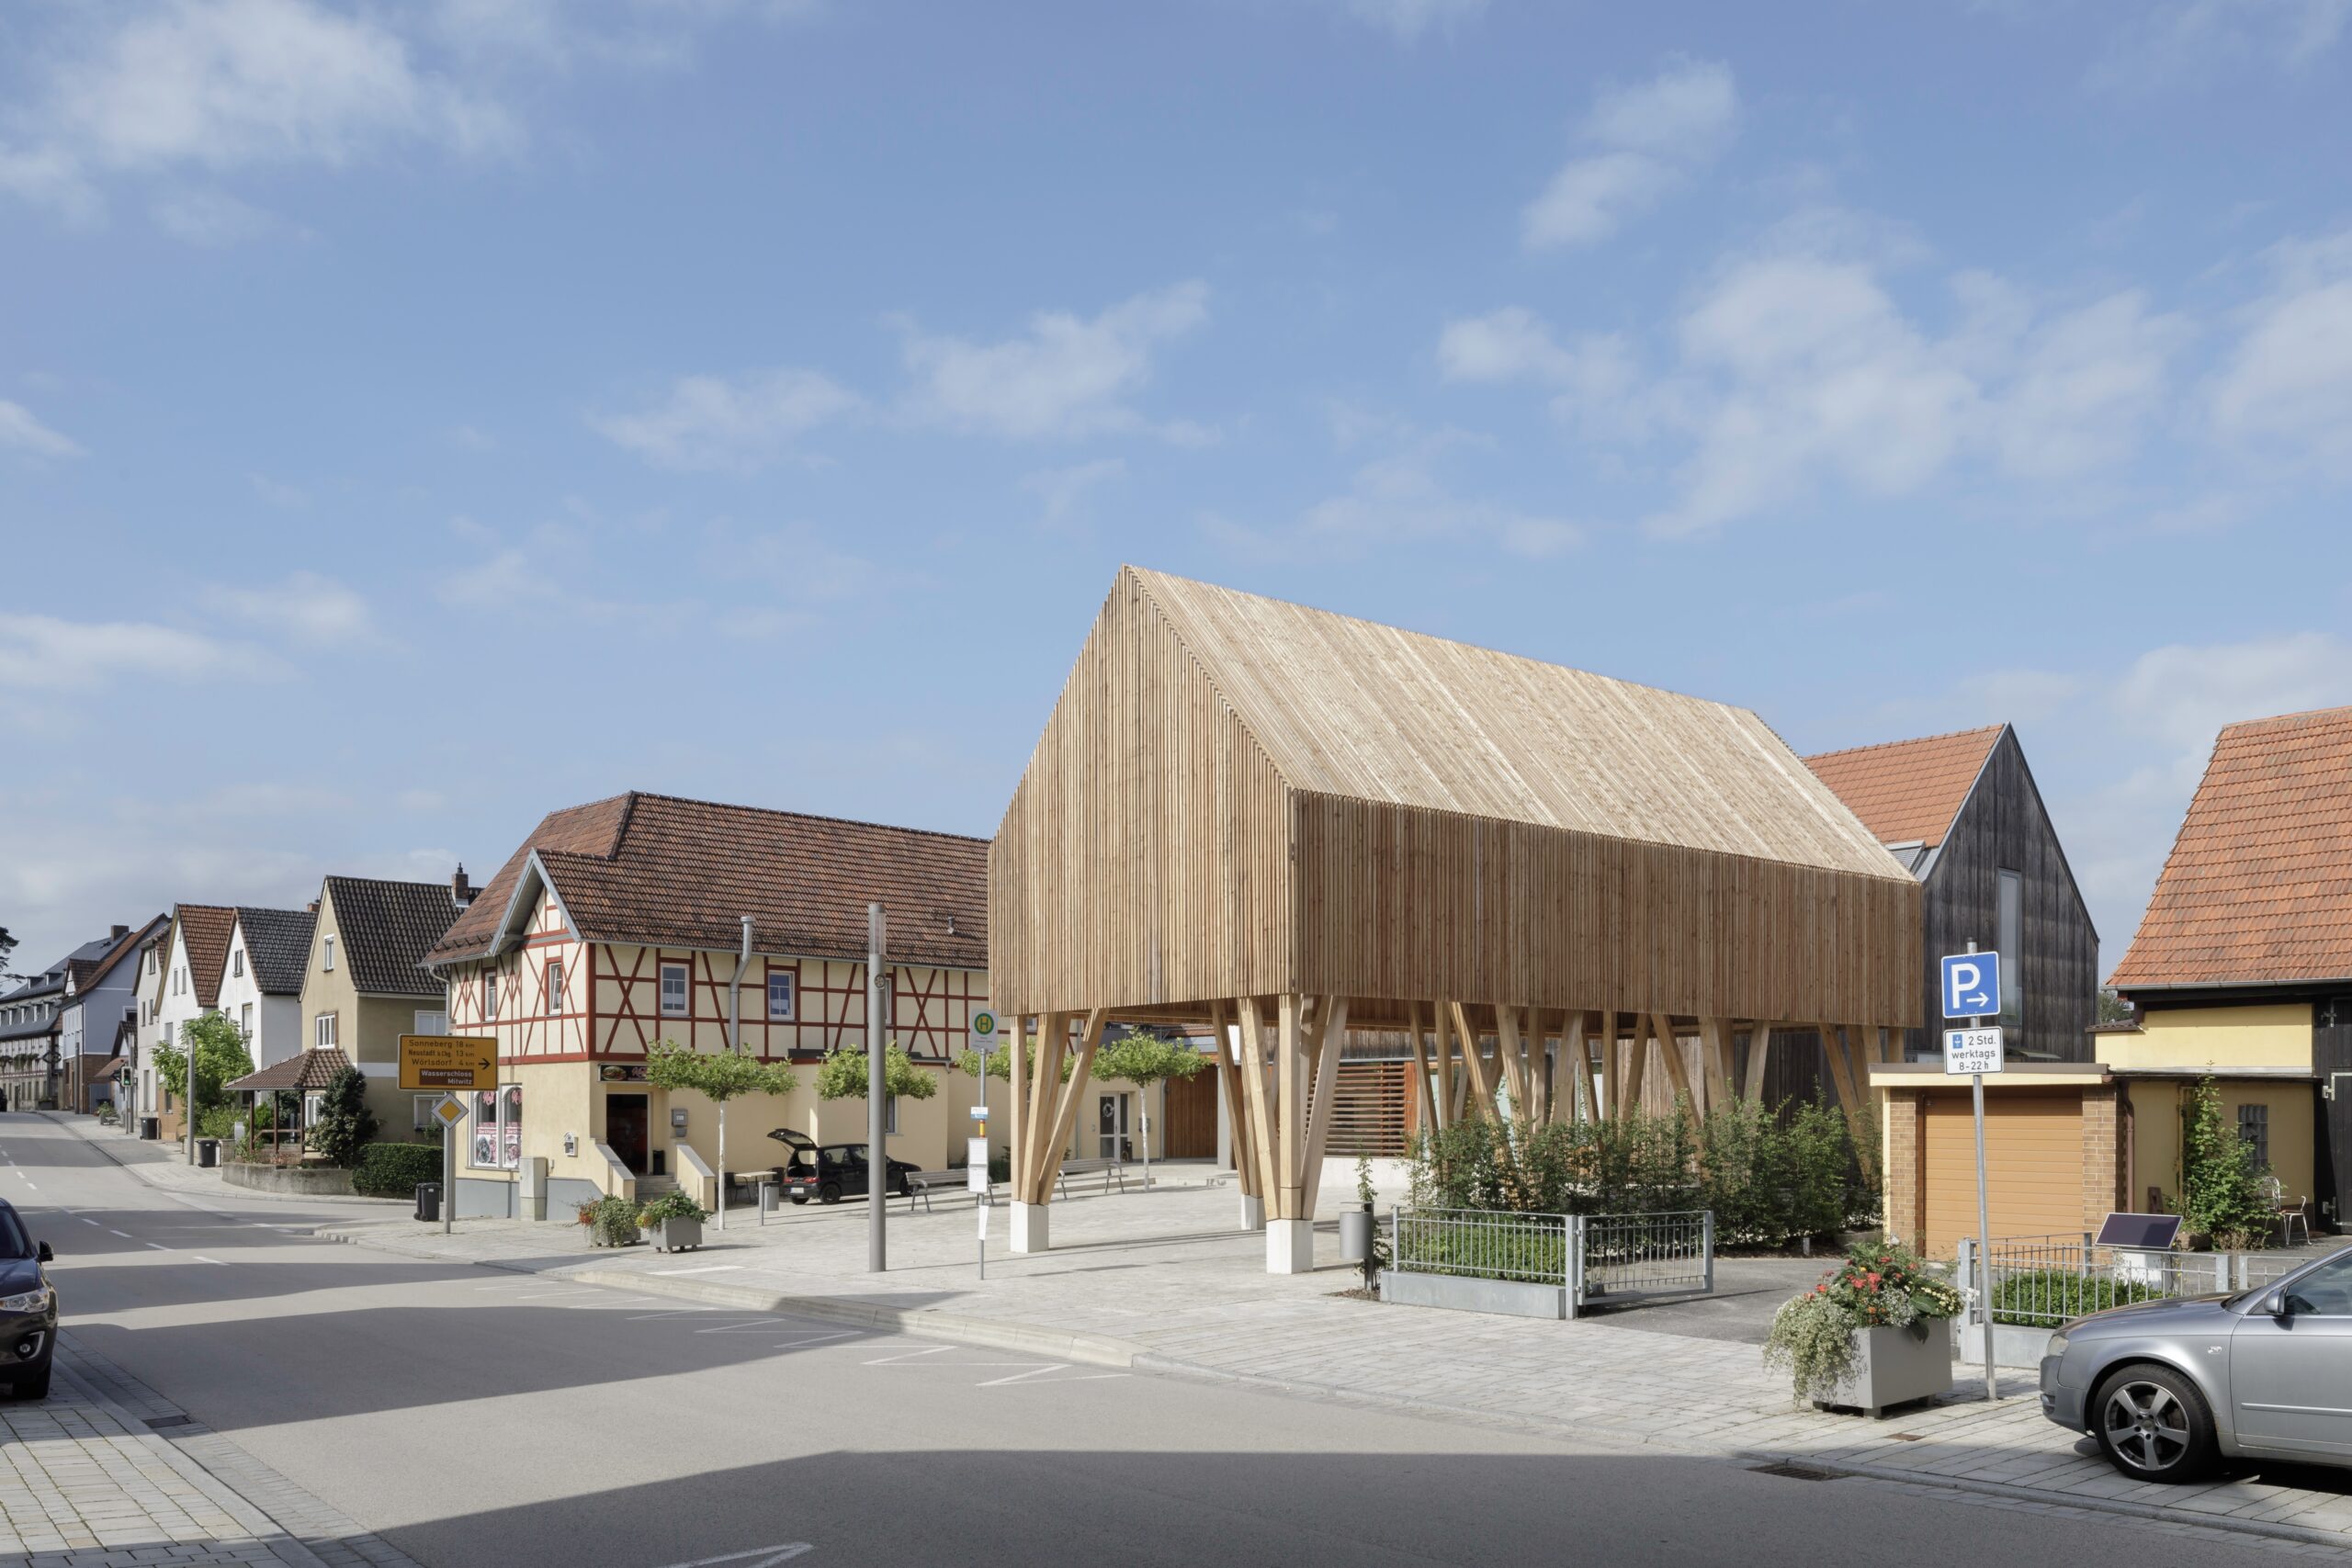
[1941,951,2001,1020]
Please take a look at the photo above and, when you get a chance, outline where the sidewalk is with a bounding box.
[310,1179,2352,1554]
[0,1331,418,1568]
[43,1116,404,1215]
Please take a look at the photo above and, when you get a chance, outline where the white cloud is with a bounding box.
[151,186,300,246]
[0,614,277,702]
[2115,631,2352,751]
[1215,428,1581,561]
[204,570,377,648]
[1522,60,1736,252]
[1336,0,1486,40]
[2092,0,2350,90]
[249,472,308,507]
[436,547,548,609]
[1023,458,1127,528]
[2211,234,2352,472]
[0,400,85,459]
[1465,242,2186,536]
[899,282,1210,441]
[589,367,861,471]
[1,0,519,215]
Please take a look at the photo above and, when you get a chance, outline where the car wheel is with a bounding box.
[12,1364,51,1401]
[891,1173,910,1197]
[2093,1365,2213,1483]
[819,1182,842,1204]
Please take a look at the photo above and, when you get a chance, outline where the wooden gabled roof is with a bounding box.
[1803,726,2005,852]
[1128,567,1905,879]
[2110,705,2352,990]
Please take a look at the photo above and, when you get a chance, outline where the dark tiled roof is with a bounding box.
[174,905,237,1010]
[2110,706,2352,989]
[234,908,317,996]
[65,917,167,998]
[224,1047,354,1094]
[0,1015,58,1044]
[324,876,463,998]
[426,791,987,971]
[1804,727,2005,852]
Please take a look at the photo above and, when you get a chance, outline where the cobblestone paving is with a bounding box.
[0,1332,418,1568]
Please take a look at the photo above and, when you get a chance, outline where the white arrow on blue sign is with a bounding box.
[1940,951,2001,1020]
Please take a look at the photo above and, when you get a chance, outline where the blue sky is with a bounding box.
[5,0,2352,979]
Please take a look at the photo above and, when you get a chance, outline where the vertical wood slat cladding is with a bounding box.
[991,574,1293,1015]
[1291,794,1917,1027]
[991,566,1921,1028]
[1908,729,2099,1063]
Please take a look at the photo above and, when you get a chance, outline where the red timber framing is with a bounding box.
[988,569,1918,1267]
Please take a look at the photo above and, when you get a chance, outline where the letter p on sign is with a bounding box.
[1939,951,2001,1020]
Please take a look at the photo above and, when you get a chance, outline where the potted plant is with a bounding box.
[638,1190,709,1253]
[576,1195,641,1248]
[1764,1242,1962,1417]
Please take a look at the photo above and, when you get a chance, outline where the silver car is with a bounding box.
[2041,1246,2352,1482]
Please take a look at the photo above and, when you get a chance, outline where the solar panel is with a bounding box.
[2095,1212,2183,1250]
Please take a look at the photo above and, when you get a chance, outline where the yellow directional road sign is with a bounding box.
[399,1035,498,1091]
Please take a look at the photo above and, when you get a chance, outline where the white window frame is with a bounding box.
[766,971,795,1022]
[468,1083,523,1171]
[546,959,563,1016]
[322,934,335,972]
[414,1010,447,1035]
[240,1002,252,1038]
[314,1012,337,1049]
[232,947,243,978]
[485,974,499,1021]
[413,1094,439,1134]
[661,963,689,1018]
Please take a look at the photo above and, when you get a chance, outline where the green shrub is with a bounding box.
[1990,1269,2164,1325]
[575,1194,639,1246]
[1764,1242,1962,1400]
[310,1066,378,1168]
[2180,1075,2273,1248]
[353,1142,442,1197]
[638,1190,708,1225]
[196,1104,243,1141]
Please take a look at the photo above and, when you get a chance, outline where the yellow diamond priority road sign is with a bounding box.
[399,1035,498,1091]
[432,1095,469,1128]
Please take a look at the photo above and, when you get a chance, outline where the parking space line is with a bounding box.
[771,1331,856,1349]
[144,1242,167,1251]
[108,1229,131,1237]
[978,1368,1129,1388]
[863,1346,955,1366]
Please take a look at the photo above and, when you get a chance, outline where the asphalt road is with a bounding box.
[0,1112,2266,1568]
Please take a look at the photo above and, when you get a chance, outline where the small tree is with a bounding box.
[1090,1027,1208,1189]
[2180,1073,2273,1248]
[956,1040,1076,1085]
[817,1045,939,1163]
[2097,987,2133,1025]
[643,1039,797,1229]
[310,1066,378,1167]
[153,1014,254,1155]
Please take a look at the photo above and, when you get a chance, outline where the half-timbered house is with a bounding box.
[422,793,992,1221]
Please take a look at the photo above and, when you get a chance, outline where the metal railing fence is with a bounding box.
[1963,1233,2318,1326]
[1389,1207,1714,1316]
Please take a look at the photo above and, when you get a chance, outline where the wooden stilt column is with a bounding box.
[1699,1017,1733,1112]
[1495,1004,1531,1119]
[1405,999,1439,1137]
[1595,1010,1615,1121]
[1555,1011,1588,1123]
[1299,997,1351,1220]
[1235,999,1280,1210]
[1744,1021,1772,1101]
[1619,1013,1649,1118]
[1452,1001,1499,1122]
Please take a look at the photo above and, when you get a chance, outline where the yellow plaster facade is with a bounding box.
[2097,1003,2313,1073]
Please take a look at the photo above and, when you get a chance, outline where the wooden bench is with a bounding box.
[1054,1156,1126,1199]
[904,1168,986,1213]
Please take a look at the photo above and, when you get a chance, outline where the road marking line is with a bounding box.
[627,1308,718,1320]
[653,1264,744,1276]
[651,1542,812,1568]
[862,1346,955,1366]
[978,1369,1129,1387]
[108,1229,130,1238]
[79,1218,99,1226]
[692,1317,789,1334]
[144,1242,167,1251]
[771,1331,855,1349]
[193,1256,225,1266]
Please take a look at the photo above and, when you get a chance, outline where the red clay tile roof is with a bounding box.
[425,792,987,971]
[1803,726,2005,851]
[2109,706,2352,990]
[174,905,237,1010]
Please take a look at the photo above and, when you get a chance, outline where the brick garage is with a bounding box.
[1874,1063,2127,1258]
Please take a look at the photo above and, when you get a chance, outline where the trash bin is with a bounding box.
[195,1138,220,1168]
[1340,1201,1374,1264]
[415,1183,441,1223]
[138,1116,160,1141]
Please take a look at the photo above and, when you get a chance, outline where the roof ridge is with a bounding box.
[2218,704,2352,738]
[622,789,991,846]
[1801,723,2007,765]
[322,873,457,893]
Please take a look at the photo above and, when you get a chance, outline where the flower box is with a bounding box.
[1815,1318,1953,1418]
[644,1216,704,1254]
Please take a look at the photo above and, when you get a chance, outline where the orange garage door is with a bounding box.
[1921,1089,2084,1258]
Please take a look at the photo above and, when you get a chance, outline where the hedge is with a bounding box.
[353,1142,443,1198]
[1990,1269,2164,1325]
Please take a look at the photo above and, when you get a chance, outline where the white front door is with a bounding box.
[1097,1093,1132,1160]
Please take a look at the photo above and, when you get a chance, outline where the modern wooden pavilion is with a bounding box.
[989,567,1921,1270]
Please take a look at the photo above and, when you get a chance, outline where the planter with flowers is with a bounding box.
[638,1190,709,1254]
[1764,1244,1962,1417]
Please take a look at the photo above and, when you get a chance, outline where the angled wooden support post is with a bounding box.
[1816,1022,1874,1171]
[1451,1001,1499,1122]
[1007,1011,1030,1201]
[1595,1010,1615,1121]
[1300,997,1351,1216]
[1557,1011,1588,1123]
[1036,1008,1107,1201]
[1235,999,1280,1208]
[1025,1011,1069,1203]
[1531,1010,1555,1124]
[1620,1013,1649,1118]
[1699,1017,1733,1111]
[1210,1001,1253,1199]
[1744,1022,1772,1102]
[1650,1013,1697,1124]
[1440,1001,1469,1122]
[1494,1004,1531,1119]
[1404,999,1438,1140]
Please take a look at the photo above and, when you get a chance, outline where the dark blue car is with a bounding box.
[0,1200,57,1401]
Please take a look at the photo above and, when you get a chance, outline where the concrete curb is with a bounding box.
[566,1268,1145,1367]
